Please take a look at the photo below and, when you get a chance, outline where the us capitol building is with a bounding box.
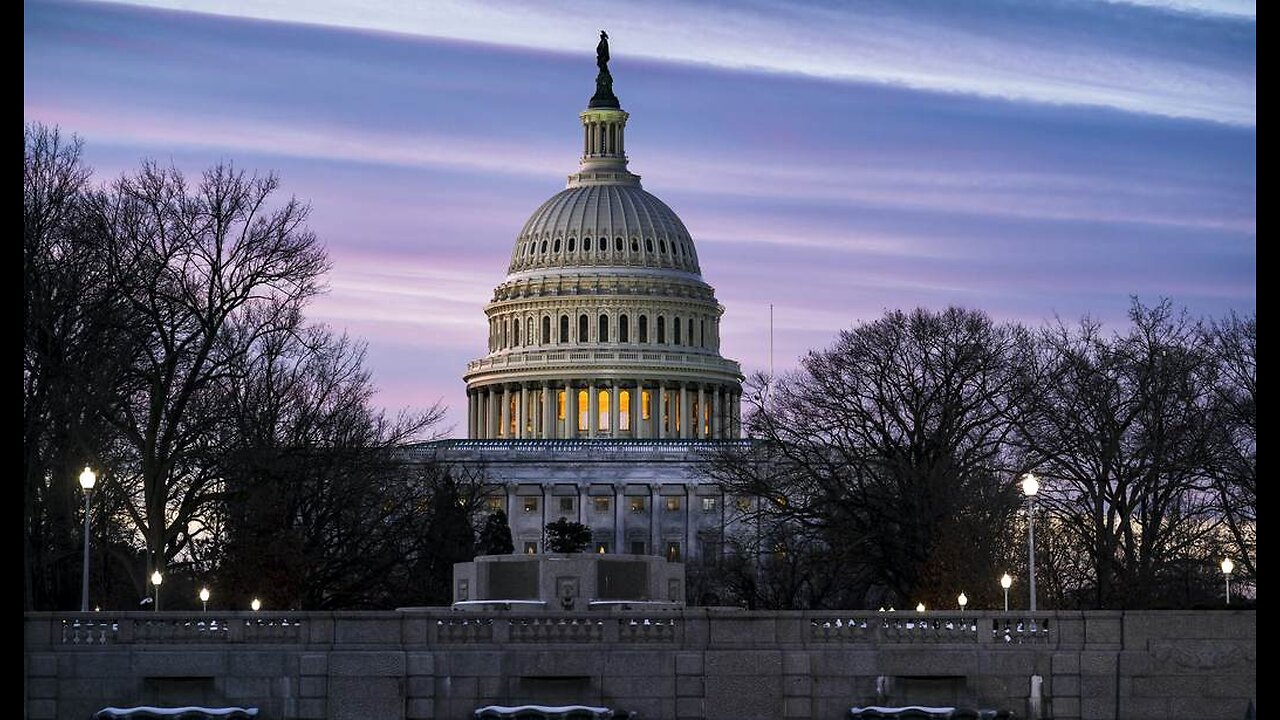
[412,34,747,564]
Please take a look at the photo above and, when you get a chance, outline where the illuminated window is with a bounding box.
[735,496,751,511]
[630,497,646,513]
[508,396,517,436]
[642,390,651,420]
[665,497,681,512]
[579,314,588,342]
[619,315,629,343]
[704,402,712,436]
[701,497,718,513]
[560,315,569,343]
[595,542,610,554]
[690,397,699,435]
[619,390,631,431]
[577,390,589,431]
[559,497,574,513]
[557,390,566,420]
[486,496,504,512]
[665,542,681,562]
[593,497,610,513]
[542,316,551,344]
[638,315,648,343]
[523,497,539,513]
[524,542,538,555]
[527,393,537,433]
[599,314,609,343]
[598,390,610,431]
[663,392,672,434]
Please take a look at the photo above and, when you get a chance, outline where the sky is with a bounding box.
[24,0,1255,435]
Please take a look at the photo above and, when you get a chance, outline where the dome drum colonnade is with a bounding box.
[464,36,743,439]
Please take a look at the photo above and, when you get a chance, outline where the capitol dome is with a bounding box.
[464,39,742,440]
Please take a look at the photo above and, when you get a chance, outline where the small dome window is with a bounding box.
[568,238,576,252]
[553,238,561,252]
[660,239,667,253]
[615,237,623,252]
[584,238,592,251]
[631,238,639,252]
[541,241,548,253]
[646,239,654,252]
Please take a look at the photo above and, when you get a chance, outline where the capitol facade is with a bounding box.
[417,36,747,564]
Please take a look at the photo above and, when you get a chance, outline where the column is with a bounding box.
[732,391,742,438]
[697,385,706,439]
[712,386,722,439]
[505,482,516,524]
[542,382,554,439]
[588,381,598,439]
[518,385,529,439]
[658,381,668,439]
[614,482,625,553]
[610,382,620,438]
[650,484,660,557]
[686,483,698,563]
[486,389,497,438]
[500,386,511,438]
[679,384,690,439]
[632,380,643,438]
[567,382,578,439]
[466,391,474,439]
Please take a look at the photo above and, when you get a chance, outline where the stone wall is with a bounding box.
[24,609,1255,720]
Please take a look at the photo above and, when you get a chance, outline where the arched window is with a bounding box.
[542,316,551,344]
[598,390,610,432]
[599,314,610,343]
[657,316,666,344]
[660,239,667,253]
[638,315,648,343]
[553,238,560,252]
[619,390,631,431]
[577,390,589,431]
[619,314,629,343]
[502,320,508,347]
[579,314,589,342]
[615,237,623,252]
[541,240,548,253]
[512,320,520,346]
[646,238,654,252]
[560,315,569,343]
[526,317,533,346]
[631,238,639,252]
[699,319,706,347]
[674,317,682,345]
[568,238,576,252]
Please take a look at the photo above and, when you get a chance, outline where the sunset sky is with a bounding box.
[25,0,1256,435]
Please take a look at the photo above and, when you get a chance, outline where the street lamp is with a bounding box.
[199,587,210,613]
[958,592,968,611]
[78,467,97,612]
[251,597,262,612]
[1021,472,1040,612]
[150,570,163,612]
[915,602,926,613]
[1221,558,1234,605]
[1000,573,1013,612]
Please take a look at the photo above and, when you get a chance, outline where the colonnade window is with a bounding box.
[665,497,681,512]
[619,390,631,431]
[641,390,652,420]
[523,497,539,513]
[577,390,589,431]
[599,314,610,343]
[579,314,589,342]
[598,390,610,431]
[557,390,566,420]
[639,316,648,343]
[630,497,646,513]
[560,315,569,343]
[619,315,629,343]
[542,316,551,344]
[593,497,610,513]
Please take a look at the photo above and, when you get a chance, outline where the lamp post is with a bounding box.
[1221,558,1234,605]
[251,597,262,612]
[199,587,210,613]
[78,467,97,612]
[915,602,925,613]
[150,570,163,612]
[1000,573,1013,612]
[1021,473,1040,612]
[958,592,968,611]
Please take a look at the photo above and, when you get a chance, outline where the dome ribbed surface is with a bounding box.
[509,184,700,274]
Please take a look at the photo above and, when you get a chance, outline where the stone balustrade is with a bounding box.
[25,609,1256,720]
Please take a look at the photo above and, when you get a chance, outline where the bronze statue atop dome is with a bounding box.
[589,30,620,109]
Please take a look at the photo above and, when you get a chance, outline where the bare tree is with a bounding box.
[1014,300,1222,608]
[1205,313,1255,585]
[94,162,329,582]
[707,307,1030,608]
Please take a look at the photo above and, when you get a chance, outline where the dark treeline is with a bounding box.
[703,304,1255,611]
[24,125,483,611]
